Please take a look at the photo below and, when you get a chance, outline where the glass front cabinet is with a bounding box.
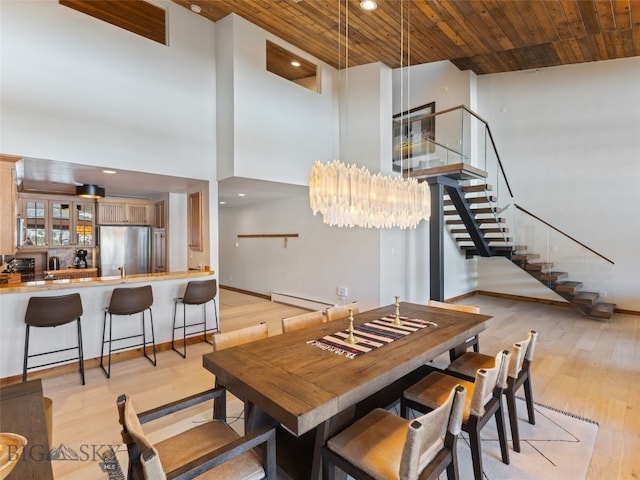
[19,194,95,248]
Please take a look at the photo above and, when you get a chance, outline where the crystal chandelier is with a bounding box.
[308,1,429,229]
[309,160,429,229]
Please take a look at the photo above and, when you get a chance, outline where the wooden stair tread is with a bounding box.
[539,271,568,281]
[590,302,615,319]
[512,253,540,261]
[556,281,583,293]
[446,218,505,225]
[444,196,497,206]
[461,184,493,193]
[480,227,509,233]
[526,262,553,271]
[574,292,599,304]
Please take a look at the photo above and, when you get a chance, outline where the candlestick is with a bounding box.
[393,295,402,325]
[346,308,356,343]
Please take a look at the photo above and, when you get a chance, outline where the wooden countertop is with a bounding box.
[0,269,214,294]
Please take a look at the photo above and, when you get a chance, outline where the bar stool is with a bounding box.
[171,279,219,358]
[23,293,85,385]
[100,285,156,378]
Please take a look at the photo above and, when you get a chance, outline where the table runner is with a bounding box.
[307,316,437,359]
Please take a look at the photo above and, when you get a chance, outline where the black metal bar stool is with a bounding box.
[23,293,85,385]
[100,285,156,378]
[171,278,219,358]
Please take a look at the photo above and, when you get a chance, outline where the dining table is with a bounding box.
[0,379,54,480]
[202,301,491,479]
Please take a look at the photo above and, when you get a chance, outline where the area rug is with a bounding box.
[442,397,599,480]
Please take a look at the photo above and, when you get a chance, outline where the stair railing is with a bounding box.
[394,105,514,242]
[512,204,615,307]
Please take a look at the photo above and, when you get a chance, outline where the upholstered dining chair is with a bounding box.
[427,299,481,358]
[212,323,269,424]
[323,384,467,480]
[117,388,276,479]
[445,330,538,452]
[281,310,324,333]
[401,350,511,480]
[325,301,359,322]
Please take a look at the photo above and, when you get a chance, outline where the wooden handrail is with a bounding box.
[515,204,614,265]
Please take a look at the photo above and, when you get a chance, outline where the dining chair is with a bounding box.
[325,301,359,322]
[445,330,538,452]
[401,350,511,480]
[323,384,467,480]
[427,299,481,359]
[281,310,324,333]
[212,323,269,424]
[117,388,276,479]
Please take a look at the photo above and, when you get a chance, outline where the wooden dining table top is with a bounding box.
[0,379,53,480]
[202,301,491,436]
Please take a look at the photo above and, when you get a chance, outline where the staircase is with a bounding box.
[444,181,615,320]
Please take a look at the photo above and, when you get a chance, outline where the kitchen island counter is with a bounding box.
[0,269,216,380]
[0,269,212,294]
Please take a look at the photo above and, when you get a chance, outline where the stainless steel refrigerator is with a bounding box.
[97,226,151,277]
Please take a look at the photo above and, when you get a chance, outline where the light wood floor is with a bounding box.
[38,290,639,479]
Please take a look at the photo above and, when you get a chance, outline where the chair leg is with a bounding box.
[100,312,113,378]
[495,400,510,465]
[523,374,535,425]
[22,325,30,383]
[76,318,85,385]
[445,431,460,480]
[467,418,484,480]
[142,308,157,366]
[505,386,520,452]
[171,300,187,358]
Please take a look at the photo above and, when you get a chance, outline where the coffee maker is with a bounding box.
[74,249,88,269]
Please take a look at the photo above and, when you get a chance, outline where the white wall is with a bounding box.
[0,0,218,273]
[477,57,640,310]
[219,194,381,312]
[216,14,338,186]
[391,61,480,301]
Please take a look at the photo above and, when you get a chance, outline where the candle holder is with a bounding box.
[393,295,402,325]
[346,308,356,344]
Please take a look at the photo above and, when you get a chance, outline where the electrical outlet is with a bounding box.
[337,286,348,297]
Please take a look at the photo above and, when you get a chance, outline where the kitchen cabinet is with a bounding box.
[18,194,96,248]
[0,159,18,253]
[97,197,151,225]
[188,191,203,251]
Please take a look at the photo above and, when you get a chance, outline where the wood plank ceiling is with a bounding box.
[173,0,640,74]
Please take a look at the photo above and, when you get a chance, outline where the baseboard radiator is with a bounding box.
[271,292,335,311]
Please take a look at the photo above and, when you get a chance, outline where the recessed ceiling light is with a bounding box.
[190,4,201,13]
[291,61,301,67]
[238,193,246,197]
[219,201,226,205]
[359,0,377,11]
[102,169,116,174]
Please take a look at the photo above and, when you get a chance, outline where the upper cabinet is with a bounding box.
[0,159,18,253]
[97,197,151,225]
[18,193,95,248]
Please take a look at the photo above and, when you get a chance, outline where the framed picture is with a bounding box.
[392,101,435,171]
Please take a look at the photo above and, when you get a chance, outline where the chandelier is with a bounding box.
[309,160,429,229]
[308,0,429,229]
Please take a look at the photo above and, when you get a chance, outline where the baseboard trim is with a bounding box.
[219,284,271,300]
